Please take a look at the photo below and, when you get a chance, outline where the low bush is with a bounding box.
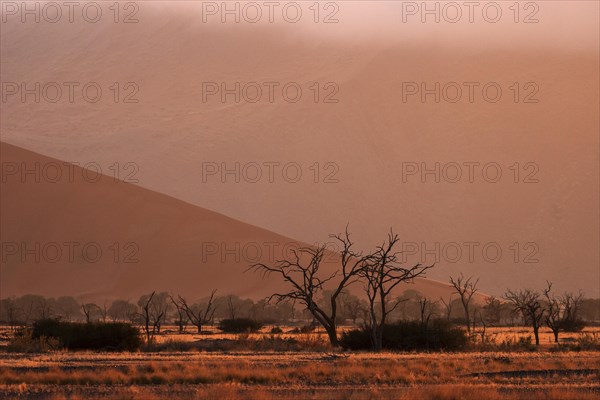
[6,328,60,353]
[218,318,263,333]
[31,319,142,351]
[551,333,600,352]
[341,320,468,351]
[561,319,586,332]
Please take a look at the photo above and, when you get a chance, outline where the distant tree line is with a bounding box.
[1,287,597,343]
[0,292,294,332]
[1,233,597,349]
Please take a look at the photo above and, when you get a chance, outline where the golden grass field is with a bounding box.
[0,326,599,399]
[151,325,600,345]
[0,350,598,399]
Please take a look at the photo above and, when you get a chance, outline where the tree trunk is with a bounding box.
[533,326,540,346]
[465,309,471,333]
[197,323,202,334]
[553,330,559,343]
[311,309,338,347]
[372,329,383,352]
[325,327,339,347]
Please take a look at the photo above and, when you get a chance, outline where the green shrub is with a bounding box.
[218,318,263,333]
[31,319,142,351]
[340,320,468,351]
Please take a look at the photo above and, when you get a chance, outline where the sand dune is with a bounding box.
[1,2,598,295]
[1,142,463,302]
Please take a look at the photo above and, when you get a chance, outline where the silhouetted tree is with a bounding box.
[250,227,373,346]
[138,292,155,343]
[417,295,438,327]
[81,303,100,323]
[449,274,479,333]
[504,288,545,346]
[579,298,600,322]
[0,297,19,330]
[55,297,81,321]
[439,294,455,322]
[361,232,432,351]
[482,296,502,326]
[108,300,137,322]
[137,292,170,343]
[100,300,110,323]
[543,282,585,342]
[560,291,584,331]
[342,294,365,325]
[152,292,170,333]
[178,290,217,333]
[169,295,188,333]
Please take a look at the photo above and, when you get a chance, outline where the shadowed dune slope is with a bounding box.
[0,142,461,302]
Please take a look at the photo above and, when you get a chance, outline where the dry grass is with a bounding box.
[1,382,599,400]
[0,351,598,399]
[124,326,600,346]
[0,326,599,399]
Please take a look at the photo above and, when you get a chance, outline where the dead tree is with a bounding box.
[138,292,156,344]
[474,309,489,344]
[543,282,585,343]
[561,291,584,325]
[543,282,562,343]
[226,295,237,320]
[137,292,169,343]
[100,301,109,323]
[439,294,454,321]
[178,290,217,333]
[81,303,99,323]
[169,295,189,334]
[361,232,432,351]
[249,227,372,346]
[1,298,19,331]
[150,292,170,334]
[483,296,502,325]
[449,274,479,333]
[559,291,584,333]
[504,288,545,346]
[37,298,52,320]
[344,296,365,326]
[417,296,437,328]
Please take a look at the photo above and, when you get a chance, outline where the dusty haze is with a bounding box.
[1,1,598,297]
